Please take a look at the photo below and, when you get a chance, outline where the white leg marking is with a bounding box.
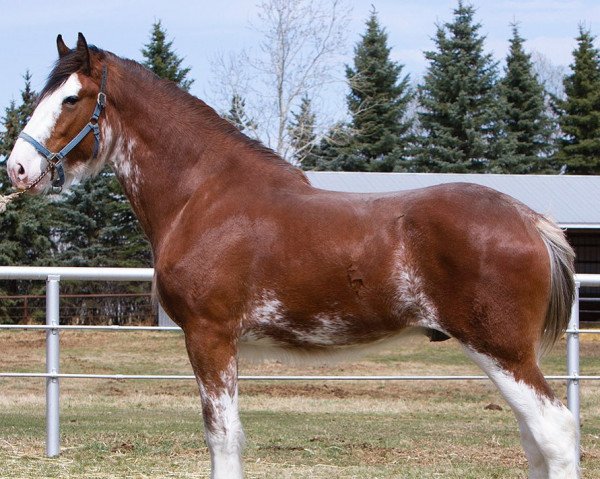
[464,347,579,479]
[198,360,244,479]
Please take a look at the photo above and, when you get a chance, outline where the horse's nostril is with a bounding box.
[17,163,25,176]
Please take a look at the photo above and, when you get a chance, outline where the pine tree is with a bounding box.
[224,94,256,133]
[141,20,194,91]
[498,25,555,173]
[313,123,367,171]
[18,71,36,128]
[417,1,506,172]
[51,169,151,267]
[289,96,318,169]
[0,101,20,183]
[0,73,48,245]
[0,74,52,321]
[0,71,36,168]
[345,8,413,171]
[555,26,600,174]
[0,82,50,260]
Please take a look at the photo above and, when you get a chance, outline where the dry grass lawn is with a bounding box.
[0,329,599,478]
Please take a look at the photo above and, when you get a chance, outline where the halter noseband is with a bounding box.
[18,66,108,188]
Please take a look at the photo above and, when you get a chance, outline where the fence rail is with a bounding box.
[0,266,599,465]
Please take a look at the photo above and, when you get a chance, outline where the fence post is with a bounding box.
[567,281,580,465]
[46,275,60,457]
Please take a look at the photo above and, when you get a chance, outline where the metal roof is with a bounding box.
[306,172,600,229]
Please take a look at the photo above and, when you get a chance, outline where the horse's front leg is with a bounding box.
[183,322,244,479]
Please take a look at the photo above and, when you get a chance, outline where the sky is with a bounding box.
[1,0,600,124]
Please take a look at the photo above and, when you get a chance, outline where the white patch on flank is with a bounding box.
[247,290,285,325]
[7,74,82,187]
[291,312,347,346]
[241,291,349,347]
[197,358,244,479]
[393,244,443,332]
[464,347,579,479]
[239,290,285,349]
[238,289,425,364]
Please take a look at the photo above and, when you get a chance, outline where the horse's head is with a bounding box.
[7,33,109,193]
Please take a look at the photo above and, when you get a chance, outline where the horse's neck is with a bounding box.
[104,70,305,254]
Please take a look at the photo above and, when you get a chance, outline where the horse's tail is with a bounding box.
[536,215,576,355]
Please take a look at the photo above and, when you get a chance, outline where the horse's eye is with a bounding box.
[63,96,79,105]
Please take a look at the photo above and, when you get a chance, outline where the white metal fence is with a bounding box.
[0,267,599,465]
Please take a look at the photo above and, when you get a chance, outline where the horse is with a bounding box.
[7,34,578,479]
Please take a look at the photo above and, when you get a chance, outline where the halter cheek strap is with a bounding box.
[18,66,108,188]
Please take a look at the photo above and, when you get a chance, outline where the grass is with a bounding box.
[0,330,599,478]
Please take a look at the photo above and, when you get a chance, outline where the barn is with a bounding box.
[306,172,600,322]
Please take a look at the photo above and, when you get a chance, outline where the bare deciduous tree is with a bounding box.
[531,51,566,100]
[210,0,350,160]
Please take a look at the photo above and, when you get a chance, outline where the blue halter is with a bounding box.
[18,66,107,188]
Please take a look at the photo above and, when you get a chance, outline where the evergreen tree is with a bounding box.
[0,71,36,168]
[498,25,555,173]
[0,73,47,246]
[224,94,256,133]
[141,20,194,91]
[51,169,151,268]
[417,1,506,172]
[0,74,52,321]
[289,96,318,169]
[0,100,20,179]
[18,71,36,128]
[346,8,413,171]
[313,123,367,171]
[555,26,600,174]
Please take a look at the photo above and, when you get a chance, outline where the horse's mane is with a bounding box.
[40,45,308,184]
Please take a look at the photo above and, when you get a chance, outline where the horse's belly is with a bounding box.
[238,314,421,364]
[240,313,391,348]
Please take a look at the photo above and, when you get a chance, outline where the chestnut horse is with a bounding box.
[7,34,577,478]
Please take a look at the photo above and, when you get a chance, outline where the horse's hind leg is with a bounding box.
[463,347,578,479]
[183,325,244,479]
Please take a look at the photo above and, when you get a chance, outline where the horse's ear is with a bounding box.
[56,34,70,58]
[76,32,91,75]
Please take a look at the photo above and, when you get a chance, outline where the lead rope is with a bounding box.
[0,161,58,213]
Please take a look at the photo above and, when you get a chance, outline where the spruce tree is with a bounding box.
[51,169,151,268]
[0,71,36,167]
[0,101,20,177]
[417,1,506,172]
[141,20,194,91]
[224,94,256,133]
[346,8,413,171]
[289,96,318,169]
[555,26,600,174]
[0,73,48,250]
[0,74,52,320]
[313,123,367,171]
[498,24,555,173]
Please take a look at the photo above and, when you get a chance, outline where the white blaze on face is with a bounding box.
[7,74,82,188]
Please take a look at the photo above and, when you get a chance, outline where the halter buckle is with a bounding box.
[97,92,106,107]
[48,153,65,188]
[48,152,62,166]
